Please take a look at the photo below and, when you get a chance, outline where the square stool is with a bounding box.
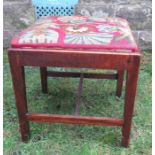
[8,16,141,147]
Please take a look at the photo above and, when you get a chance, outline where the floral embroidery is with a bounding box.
[97,25,135,45]
[114,27,135,45]
[65,26,91,34]
[11,16,138,51]
[88,17,128,27]
[97,25,118,32]
[19,29,58,44]
[31,23,59,30]
[64,32,113,45]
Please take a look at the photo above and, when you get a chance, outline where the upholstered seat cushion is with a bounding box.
[11,16,138,51]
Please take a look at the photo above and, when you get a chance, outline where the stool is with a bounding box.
[8,16,141,147]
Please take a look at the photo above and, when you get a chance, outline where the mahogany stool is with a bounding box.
[8,16,141,147]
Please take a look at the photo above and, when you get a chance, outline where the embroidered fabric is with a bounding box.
[11,16,138,51]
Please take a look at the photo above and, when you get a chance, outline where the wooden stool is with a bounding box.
[8,16,141,147]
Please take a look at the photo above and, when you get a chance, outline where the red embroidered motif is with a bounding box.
[11,16,138,51]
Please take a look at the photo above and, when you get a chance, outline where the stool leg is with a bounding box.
[8,54,30,142]
[121,56,140,147]
[40,67,48,93]
[116,69,124,97]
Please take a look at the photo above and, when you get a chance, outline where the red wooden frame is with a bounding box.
[8,47,141,147]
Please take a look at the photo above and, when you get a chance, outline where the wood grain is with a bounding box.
[26,113,124,126]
